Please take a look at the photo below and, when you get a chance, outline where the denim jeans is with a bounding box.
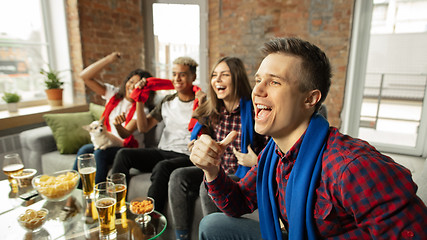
[199,212,262,240]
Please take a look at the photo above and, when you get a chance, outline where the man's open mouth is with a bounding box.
[256,104,272,120]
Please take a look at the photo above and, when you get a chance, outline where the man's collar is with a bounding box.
[276,131,305,163]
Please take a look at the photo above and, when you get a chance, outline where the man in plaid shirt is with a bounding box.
[190,37,427,240]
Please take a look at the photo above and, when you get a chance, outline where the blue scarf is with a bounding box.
[257,113,329,240]
[191,98,254,178]
[190,121,203,141]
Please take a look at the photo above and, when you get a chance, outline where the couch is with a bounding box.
[19,103,204,240]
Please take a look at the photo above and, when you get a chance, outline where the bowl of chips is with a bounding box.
[17,208,48,232]
[32,170,80,201]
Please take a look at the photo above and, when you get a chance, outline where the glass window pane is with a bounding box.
[0,0,49,103]
[153,3,200,83]
[359,0,427,149]
[0,0,45,41]
[0,45,48,100]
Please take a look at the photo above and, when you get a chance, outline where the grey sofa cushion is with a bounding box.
[41,151,75,174]
[20,126,57,174]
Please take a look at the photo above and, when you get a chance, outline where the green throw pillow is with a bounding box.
[89,103,105,120]
[43,111,93,154]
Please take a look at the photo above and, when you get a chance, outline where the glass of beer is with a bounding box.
[107,173,127,213]
[95,181,117,240]
[2,153,24,190]
[78,153,97,198]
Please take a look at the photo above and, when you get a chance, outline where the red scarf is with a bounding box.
[101,77,175,148]
[131,78,201,132]
[101,95,138,148]
[188,85,202,132]
[130,77,175,102]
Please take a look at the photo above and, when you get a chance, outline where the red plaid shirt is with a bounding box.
[214,105,268,174]
[206,127,427,239]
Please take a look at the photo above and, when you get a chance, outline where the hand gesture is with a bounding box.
[135,77,148,89]
[190,131,238,181]
[188,139,196,152]
[113,112,126,126]
[233,145,257,167]
[109,52,121,62]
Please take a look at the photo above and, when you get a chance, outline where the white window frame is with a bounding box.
[341,1,373,137]
[0,0,72,110]
[43,0,73,105]
[342,0,427,157]
[143,0,209,91]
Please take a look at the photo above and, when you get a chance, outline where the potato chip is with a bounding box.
[34,171,79,199]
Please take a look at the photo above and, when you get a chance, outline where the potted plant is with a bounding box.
[40,66,64,107]
[2,92,20,113]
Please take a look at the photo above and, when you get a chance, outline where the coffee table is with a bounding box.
[0,180,167,239]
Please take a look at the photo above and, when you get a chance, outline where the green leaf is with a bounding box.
[2,92,20,103]
[40,65,64,89]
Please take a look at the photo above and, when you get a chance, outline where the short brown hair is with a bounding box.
[261,37,332,110]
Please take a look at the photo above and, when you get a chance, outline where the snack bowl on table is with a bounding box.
[130,197,155,224]
[32,170,80,202]
[17,208,49,232]
[12,168,37,188]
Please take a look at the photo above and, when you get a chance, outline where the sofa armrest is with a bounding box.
[19,126,58,174]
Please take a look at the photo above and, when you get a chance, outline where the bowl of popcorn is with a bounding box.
[32,170,80,201]
[17,208,49,232]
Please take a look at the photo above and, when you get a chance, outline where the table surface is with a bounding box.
[0,180,167,240]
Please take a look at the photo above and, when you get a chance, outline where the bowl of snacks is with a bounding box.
[130,197,155,224]
[12,169,37,188]
[32,170,80,201]
[17,208,49,232]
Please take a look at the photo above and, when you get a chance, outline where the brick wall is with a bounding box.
[208,0,355,127]
[67,0,354,127]
[67,0,146,105]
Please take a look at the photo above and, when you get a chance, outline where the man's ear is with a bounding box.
[304,90,321,109]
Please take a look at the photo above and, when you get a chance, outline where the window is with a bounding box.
[0,0,71,110]
[153,3,200,83]
[143,0,208,90]
[342,0,427,156]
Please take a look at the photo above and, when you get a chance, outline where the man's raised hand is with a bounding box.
[190,131,238,181]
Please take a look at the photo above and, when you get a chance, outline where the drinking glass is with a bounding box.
[3,153,24,190]
[95,181,117,240]
[107,173,127,213]
[78,153,96,198]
